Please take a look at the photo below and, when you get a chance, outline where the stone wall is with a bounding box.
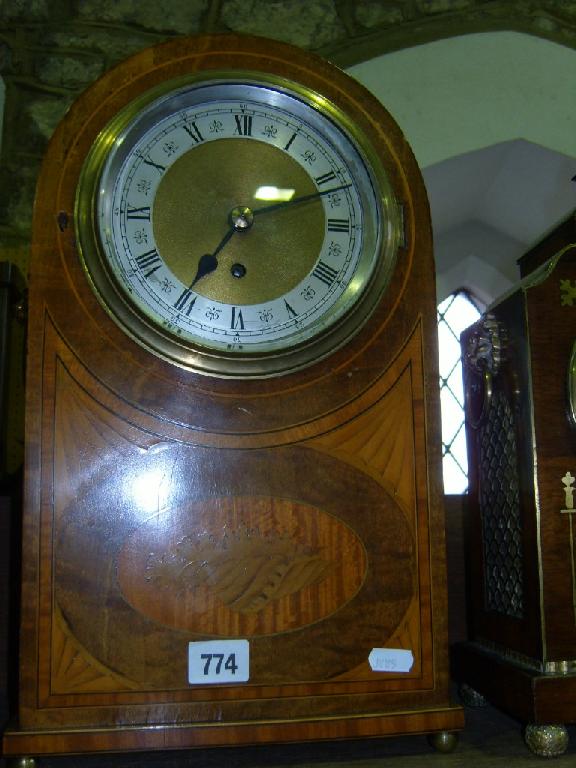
[0,0,575,259]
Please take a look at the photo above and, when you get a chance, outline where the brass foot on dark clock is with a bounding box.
[427,730,459,753]
[458,682,488,708]
[524,723,569,757]
[6,758,38,768]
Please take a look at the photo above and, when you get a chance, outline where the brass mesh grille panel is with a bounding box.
[478,389,524,618]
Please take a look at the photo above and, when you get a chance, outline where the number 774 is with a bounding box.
[200,652,239,675]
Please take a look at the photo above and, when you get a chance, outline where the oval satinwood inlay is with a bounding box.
[117,496,367,636]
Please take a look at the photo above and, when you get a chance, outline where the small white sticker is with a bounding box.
[368,648,414,673]
[188,639,249,684]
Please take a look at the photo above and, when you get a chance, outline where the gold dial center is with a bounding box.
[153,138,324,306]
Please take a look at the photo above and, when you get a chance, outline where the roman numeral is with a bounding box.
[312,260,339,287]
[142,157,166,174]
[284,132,297,151]
[183,121,205,143]
[284,299,298,319]
[231,306,245,330]
[126,205,151,220]
[135,248,162,277]
[174,288,197,315]
[234,114,253,136]
[315,171,337,186]
[327,218,350,233]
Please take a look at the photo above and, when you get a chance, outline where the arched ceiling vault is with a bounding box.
[348,31,576,303]
[318,1,576,68]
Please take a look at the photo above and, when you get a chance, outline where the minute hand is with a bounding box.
[252,183,352,217]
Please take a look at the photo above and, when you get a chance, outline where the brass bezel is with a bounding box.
[75,70,403,378]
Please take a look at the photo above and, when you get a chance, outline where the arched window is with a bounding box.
[437,290,482,493]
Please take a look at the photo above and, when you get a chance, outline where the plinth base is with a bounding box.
[453,641,575,756]
[2,706,463,760]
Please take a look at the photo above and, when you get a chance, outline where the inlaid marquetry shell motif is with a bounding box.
[117,495,367,637]
[145,525,333,613]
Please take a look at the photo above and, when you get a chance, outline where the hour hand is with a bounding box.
[190,253,218,288]
[189,223,238,288]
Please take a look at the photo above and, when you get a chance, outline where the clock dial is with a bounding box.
[77,79,402,377]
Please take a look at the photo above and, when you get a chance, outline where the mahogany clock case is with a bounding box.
[454,235,576,728]
[2,34,463,759]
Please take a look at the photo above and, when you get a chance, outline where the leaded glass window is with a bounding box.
[437,290,482,493]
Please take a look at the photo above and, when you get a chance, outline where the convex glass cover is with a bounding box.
[77,76,401,376]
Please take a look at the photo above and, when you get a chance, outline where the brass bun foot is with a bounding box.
[524,724,569,757]
[6,759,38,768]
[427,730,459,753]
[458,682,488,708]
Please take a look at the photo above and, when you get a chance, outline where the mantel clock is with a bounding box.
[2,35,462,762]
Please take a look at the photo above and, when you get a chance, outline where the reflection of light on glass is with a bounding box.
[310,93,330,112]
[254,186,295,202]
[131,469,169,515]
[348,276,363,294]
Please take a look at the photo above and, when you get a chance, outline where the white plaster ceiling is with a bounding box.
[422,140,576,304]
[423,139,576,302]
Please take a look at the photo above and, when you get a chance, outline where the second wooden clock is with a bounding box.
[3,34,463,761]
